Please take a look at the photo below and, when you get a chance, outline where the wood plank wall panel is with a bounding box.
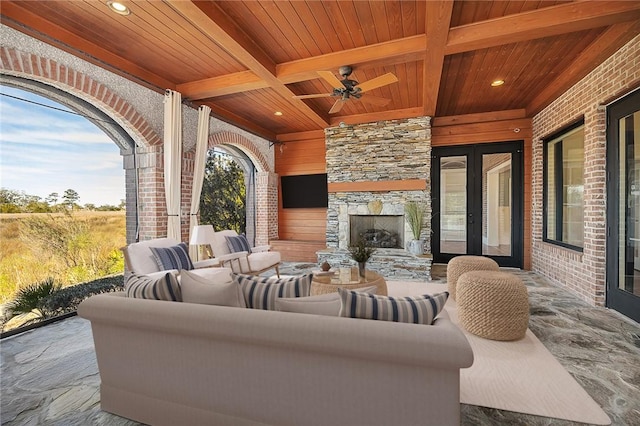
[274,133,327,261]
[432,114,533,269]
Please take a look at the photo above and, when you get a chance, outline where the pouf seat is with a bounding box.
[456,270,529,341]
[447,255,499,300]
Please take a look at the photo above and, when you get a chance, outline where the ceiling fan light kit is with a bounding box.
[294,65,398,114]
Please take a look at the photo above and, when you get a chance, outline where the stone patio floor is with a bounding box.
[1,263,639,426]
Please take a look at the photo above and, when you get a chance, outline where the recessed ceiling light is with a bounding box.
[491,79,505,87]
[107,1,130,15]
[274,111,283,116]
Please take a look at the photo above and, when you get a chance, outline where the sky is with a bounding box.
[0,85,125,207]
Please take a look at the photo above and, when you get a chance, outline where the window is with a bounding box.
[543,120,585,250]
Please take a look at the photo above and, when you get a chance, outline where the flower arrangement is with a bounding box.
[348,237,376,263]
[405,201,425,241]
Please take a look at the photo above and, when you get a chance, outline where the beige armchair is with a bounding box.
[208,229,281,277]
[122,237,231,283]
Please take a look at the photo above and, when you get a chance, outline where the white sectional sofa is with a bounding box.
[78,292,474,426]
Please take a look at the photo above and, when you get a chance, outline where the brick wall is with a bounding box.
[531,35,640,306]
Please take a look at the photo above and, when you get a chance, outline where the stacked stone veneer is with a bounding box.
[531,34,640,307]
[321,117,432,280]
[325,117,432,249]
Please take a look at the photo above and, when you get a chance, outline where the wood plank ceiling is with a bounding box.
[2,1,640,141]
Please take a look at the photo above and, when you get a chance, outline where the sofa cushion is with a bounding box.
[180,270,245,307]
[183,267,233,283]
[210,230,237,257]
[150,242,194,271]
[338,289,449,325]
[276,285,377,316]
[233,273,312,310]
[125,271,182,301]
[225,234,251,253]
[124,237,181,274]
[246,251,281,271]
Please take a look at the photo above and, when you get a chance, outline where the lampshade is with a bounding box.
[189,224,215,245]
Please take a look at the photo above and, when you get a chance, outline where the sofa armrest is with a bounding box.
[251,245,271,253]
[193,258,220,269]
[216,251,248,262]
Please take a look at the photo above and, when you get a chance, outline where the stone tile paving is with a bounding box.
[1,264,639,425]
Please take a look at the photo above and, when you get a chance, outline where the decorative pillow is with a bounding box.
[150,242,194,271]
[180,270,245,308]
[233,273,313,310]
[225,234,251,254]
[276,285,377,316]
[125,271,182,301]
[338,289,449,325]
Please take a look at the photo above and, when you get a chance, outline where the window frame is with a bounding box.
[542,118,585,252]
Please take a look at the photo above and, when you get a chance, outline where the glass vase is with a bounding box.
[358,262,366,277]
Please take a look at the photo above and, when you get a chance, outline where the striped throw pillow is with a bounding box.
[233,273,313,310]
[125,272,182,301]
[225,234,251,253]
[338,289,448,325]
[150,242,194,271]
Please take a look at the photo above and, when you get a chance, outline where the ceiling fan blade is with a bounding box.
[329,99,346,114]
[356,72,398,92]
[293,93,333,99]
[318,70,344,88]
[358,95,391,106]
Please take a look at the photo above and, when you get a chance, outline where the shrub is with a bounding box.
[2,274,124,332]
[5,277,61,323]
[40,274,124,317]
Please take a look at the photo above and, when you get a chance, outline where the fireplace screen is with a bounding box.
[349,215,403,249]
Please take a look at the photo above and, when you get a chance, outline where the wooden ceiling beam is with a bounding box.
[167,0,329,128]
[0,3,174,93]
[526,20,640,116]
[276,35,426,84]
[202,102,277,142]
[433,109,527,127]
[177,70,269,100]
[423,1,454,117]
[446,1,640,55]
[327,107,424,127]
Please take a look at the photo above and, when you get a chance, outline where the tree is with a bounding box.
[46,192,59,206]
[62,189,80,210]
[199,151,246,234]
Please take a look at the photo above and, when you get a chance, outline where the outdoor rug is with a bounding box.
[387,280,611,425]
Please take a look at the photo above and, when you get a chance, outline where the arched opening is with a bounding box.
[0,83,131,307]
[201,146,258,245]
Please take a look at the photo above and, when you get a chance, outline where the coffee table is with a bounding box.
[311,267,387,296]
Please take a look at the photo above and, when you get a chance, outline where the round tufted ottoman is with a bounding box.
[447,255,499,300]
[456,270,529,341]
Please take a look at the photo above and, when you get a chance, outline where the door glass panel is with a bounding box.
[483,153,512,256]
[618,110,640,296]
[440,156,467,254]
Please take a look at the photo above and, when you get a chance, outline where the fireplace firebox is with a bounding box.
[349,215,404,249]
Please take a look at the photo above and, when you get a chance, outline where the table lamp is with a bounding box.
[189,224,216,261]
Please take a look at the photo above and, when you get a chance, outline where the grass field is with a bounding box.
[0,211,126,304]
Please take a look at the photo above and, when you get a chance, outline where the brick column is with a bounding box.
[129,146,166,242]
[255,171,278,246]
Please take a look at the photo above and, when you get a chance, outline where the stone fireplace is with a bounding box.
[318,117,433,280]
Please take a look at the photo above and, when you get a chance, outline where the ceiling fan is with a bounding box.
[293,65,398,114]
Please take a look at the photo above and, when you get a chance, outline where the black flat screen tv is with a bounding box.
[281,173,328,208]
